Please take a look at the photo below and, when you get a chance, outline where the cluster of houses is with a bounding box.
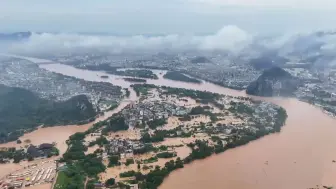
[253,102,278,125]
[106,139,145,157]
[122,100,188,127]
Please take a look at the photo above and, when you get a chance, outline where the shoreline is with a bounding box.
[68,63,336,119]
[0,99,134,186]
[0,60,303,178]
[56,85,287,188]
[2,55,336,189]
[0,115,98,145]
[159,97,336,189]
[0,98,133,150]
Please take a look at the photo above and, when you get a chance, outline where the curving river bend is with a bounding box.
[5,55,336,189]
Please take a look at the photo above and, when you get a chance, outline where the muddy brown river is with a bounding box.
[3,55,336,189]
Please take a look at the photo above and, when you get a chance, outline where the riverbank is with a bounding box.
[51,84,286,189]
[161,98,336,189]
[0,99,132,155]
[2,55,336,189]
[37,63,336,189]
[0,99,134,189]
[163,71,201,84]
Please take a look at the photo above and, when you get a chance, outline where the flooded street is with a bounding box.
[2,55,336,189]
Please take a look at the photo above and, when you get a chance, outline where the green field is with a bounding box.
[53,171,71,189]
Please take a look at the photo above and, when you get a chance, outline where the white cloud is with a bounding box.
[5,26,253,55]
[5,23,336,64]
[200,25,252,51]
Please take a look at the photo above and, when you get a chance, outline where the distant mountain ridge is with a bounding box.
[0,32,32,41]
[246,67,299,97]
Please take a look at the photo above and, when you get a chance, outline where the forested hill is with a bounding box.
[0,84,96,143]
[246,67,299,97]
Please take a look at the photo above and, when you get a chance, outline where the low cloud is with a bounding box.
[3,25,253,56]
[4,25,336,62]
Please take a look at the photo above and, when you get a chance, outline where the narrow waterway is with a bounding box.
[4,55,336,189]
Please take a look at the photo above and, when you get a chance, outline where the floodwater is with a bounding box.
[0,53,53,64]
[0,99,131,155]
[161,98,336,189]
[39,63,245,97]
[3,56,336,189]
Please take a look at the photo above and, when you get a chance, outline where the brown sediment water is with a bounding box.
[39,63,245,97]
[160,99,336,189]
[0,99,131,155]
[3,55,336,189]
[0,163,22,178]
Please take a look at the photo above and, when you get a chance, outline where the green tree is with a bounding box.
[108,155,120,167]
[105,178,115,186]
[125,158,134,166]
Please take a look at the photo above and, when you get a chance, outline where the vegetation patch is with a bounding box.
[0,84,96,143]
[163,71,201,83]
[54,171,72,189]
[156,152,176,159]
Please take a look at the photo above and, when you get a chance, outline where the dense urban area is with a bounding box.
[0,57,125,143]
[0,57,123,108]
[46,45,336,117]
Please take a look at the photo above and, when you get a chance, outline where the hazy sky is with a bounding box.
[1,0,336,34]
